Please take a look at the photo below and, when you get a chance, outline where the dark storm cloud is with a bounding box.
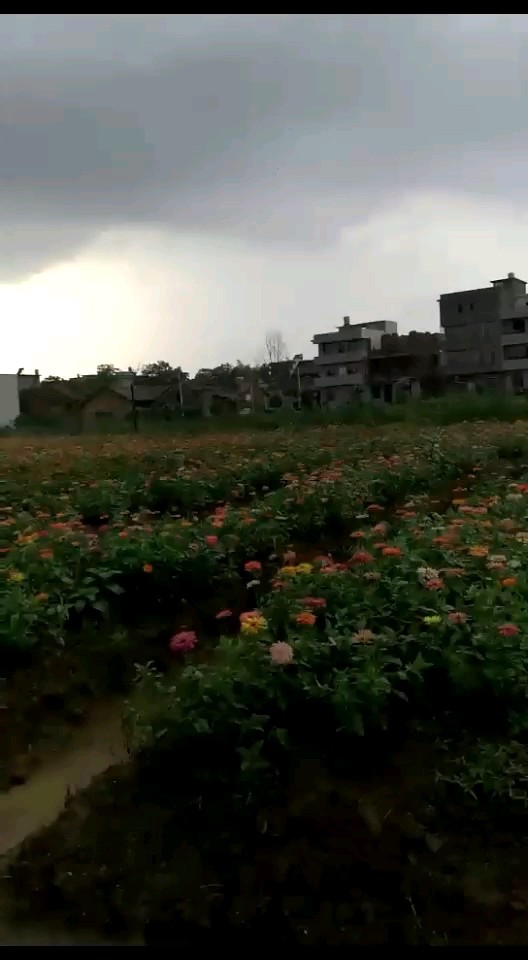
[1,15,527,277]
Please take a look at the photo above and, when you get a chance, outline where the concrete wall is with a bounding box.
[439,286,502,375]
[0,373,20,426]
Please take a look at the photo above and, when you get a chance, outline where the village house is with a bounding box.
[368,331,445,402]
[312,318,398,408]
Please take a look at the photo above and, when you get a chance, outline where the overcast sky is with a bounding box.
[2,14,528,377]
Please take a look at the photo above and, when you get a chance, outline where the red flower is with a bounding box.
[244,560,262,573]
[350,551,374,565]
[169,630,198,653]
[381,546,403,557]
[215,608,233,619]
[205,535,219,547]
[498,623,520,637]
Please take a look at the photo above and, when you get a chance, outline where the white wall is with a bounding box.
[0,374,20,426]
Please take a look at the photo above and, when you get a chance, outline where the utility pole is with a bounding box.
[130,373,138,432]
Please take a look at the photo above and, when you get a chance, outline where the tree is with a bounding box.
[96,364,119,379]
[265,330,288,364]
[141,361,179,378]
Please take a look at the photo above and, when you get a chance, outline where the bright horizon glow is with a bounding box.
[3,191,528,380]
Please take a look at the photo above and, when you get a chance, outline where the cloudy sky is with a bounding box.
[2,14,528,377]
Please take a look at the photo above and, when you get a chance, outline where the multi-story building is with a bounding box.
[368,332,445,402]
[312,317,397,407]
[439,272,528,391]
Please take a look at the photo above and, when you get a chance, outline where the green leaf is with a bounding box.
[92,599,109,615]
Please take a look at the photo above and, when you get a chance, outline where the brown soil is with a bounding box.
[3,733,528,946]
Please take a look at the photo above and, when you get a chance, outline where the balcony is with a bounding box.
[502,332,528,346]
[315,372,366,389]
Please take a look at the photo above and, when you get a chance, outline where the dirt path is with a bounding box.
[0,699,127,857]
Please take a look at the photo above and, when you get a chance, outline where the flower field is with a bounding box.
[5,422,528,944]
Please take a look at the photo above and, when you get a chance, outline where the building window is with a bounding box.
[504,344,528,360]
[347,365,357,375]
[338,366,347,376]
[469,302,474,310]
[458,304,463,313]
[513,318,526,333]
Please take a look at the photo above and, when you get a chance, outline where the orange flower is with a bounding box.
[349,530,366,539]
[39,548,54,560]
[381,546,403,557]
[143,563,153,574]
[500,577,517,588]
[469,545,489,558]
[295,611,316,626]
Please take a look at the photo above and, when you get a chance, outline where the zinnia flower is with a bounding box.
[295,611,316,626]
[352,628,375,643]
[423,615,442,625]
[244,560,262,573]
[239,611,267,635]
[169,630,198,653]
[270,641,294,665]
[498,623,520,637]
[205,535,219,547]
[350,551,374,565]
[300,596,326,609]
[500,577,517,588]
[143,563,153,574]
[381,546,403,557]
[215,608,233,619]
[448,611,468,624]
[424,578,444,590]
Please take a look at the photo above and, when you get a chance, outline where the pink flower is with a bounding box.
[300,596,327,609]
[169,630,198,653]
[205,535,219,547]
[270,641,294,665]
[498,623,520,637]
[244,560,262,573]
[215,608,233,619]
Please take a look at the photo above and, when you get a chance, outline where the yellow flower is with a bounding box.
[296,562,313,575]
[8,570,25,583]
[239,611,268,635]
[279,565,299,577]
[423,614,441,625]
